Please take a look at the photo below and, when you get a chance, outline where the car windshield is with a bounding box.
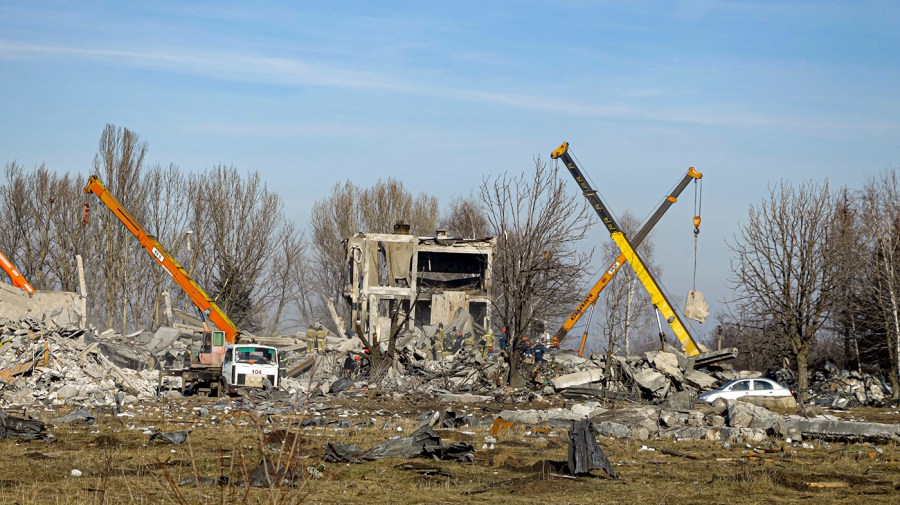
[716,380,740,391]
[235,347,275,364]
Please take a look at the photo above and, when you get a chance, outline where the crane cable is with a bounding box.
[691,176,703,291]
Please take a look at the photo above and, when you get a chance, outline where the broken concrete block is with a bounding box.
[718,427,768,444]
[573,403,607,419]
[437,393,492,404]
[633,369,670,396]
[146,327,183,353]
[796,418,900,441]
[628,426,651,440]
[652,352,683,382]
[551,368,604,390]
[667,391,693,411]
[594,421,630,439]
[705,414,726,428]
[684,290,709,323]
[659,412,679,428]
[684,369,717,390]
[552,353,590,367]
[727,401,782,430]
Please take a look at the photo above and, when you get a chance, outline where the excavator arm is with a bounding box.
[0,249,35,295]
[551,142,702,357]
[83,176,241,343]
[552,167,702,351]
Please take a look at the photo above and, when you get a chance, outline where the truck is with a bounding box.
[551,166,702,356]
[83,175,280,396]
[551,142,736,366]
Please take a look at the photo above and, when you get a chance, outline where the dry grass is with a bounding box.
[1,397,898,505]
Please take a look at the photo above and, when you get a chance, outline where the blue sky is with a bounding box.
[2,1,899,342]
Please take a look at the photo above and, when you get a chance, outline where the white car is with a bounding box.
[697,378,794,404]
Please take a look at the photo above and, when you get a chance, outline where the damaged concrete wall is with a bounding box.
[344,230,495,342]
[0,283,83,328]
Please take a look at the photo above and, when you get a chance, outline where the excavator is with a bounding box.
[0,249,35,295]
[551,166,702,356]
[551,142,735,366]
[83,175,280,395]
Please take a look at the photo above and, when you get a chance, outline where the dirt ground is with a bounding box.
[1,394,898,505]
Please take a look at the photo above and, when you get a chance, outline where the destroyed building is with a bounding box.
[343,226,495,342]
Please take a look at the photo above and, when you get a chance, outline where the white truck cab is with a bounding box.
[221,343,280,394]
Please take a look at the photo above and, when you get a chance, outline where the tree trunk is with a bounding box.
[796,350,809,402]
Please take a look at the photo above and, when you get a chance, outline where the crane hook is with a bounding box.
[693,215,701,236]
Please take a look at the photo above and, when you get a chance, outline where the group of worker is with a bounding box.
[431,324,555,364]
[305,322,329,354]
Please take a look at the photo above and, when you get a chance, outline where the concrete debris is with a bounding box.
[0,319,168,409]
[794,418,900,441]
[0,283,83,328]
[802,360,893,408]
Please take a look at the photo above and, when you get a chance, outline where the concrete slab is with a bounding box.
[551,368,604,390]
[633,369,669,394]
[796,418,900,440]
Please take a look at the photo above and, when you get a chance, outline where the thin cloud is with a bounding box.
[1,39,888,133]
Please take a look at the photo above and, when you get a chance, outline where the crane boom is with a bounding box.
[553,167,702,351]
[0,249,35,295]
[83,175,241,343]
[551,142,702,357]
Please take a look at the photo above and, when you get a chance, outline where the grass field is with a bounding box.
[1,396,898,504]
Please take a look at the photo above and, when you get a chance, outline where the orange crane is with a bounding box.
[0,249,35,295]
[83,175,240,344]
[552,166,702,356]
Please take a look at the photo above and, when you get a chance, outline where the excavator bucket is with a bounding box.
[684,290,709,323]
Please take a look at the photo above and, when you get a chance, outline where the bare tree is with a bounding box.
[189,166,289,332]
[309,180,360,326]
[828,188,865,371]
[88,124,148,332]
[440,196,490,239]
[480,157,595,385]
[728,180,839,400]
[859,169,900,399]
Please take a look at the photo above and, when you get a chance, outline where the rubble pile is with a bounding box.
[806,360,892,409]
[494,398,900,444]
[293,326,740,404]
[0,319,159,408]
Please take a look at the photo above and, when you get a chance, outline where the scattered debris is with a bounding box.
[324,424,474,463]
[567,419,618,479]
[0,408,48,440]
[149,430,190,445]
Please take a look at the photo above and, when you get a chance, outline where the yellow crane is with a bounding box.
[551,166,702,356]
[552,142,702,356]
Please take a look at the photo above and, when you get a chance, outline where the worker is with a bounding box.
[480,331,495,359]
[342,352,358,378]
[532,341,546,363]
[316,322,328,352]
[306,327,316,354]
[434,323,446,358]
